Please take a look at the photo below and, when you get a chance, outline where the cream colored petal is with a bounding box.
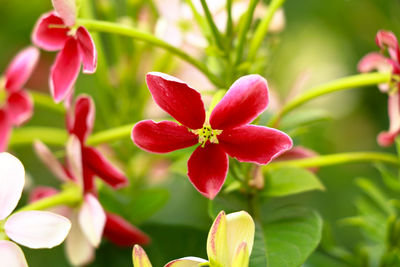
[232,242,250,267]
[164,257,207,267]
[206,211,229,266]
[132,245,152,267]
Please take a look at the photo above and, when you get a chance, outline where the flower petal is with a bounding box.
[67,95,95,143]
[219,125,293,164]
[164,257,208,267]
[226,211,255,264]
[206,211,229,266]
[210,75,269,130]
[65,210,95,266]
[378,92,400,147]
[146,72,206,129]
[82,146,128,188]
[0,240,28,267]
[188,143,228,199]
[50,37,81,103]
[0,152,25,220]
[103,212,150,246]
[376,30,400,61]
[79,193,106,247]
[0,110,12,152]
[66,135,84,187]
[52,0,76,26]
[273,146,319,173]
[232,242,249,267]
[358,52,391,73]
[33,140,71,182]
[77,27,97,74]
[5,210,71,248]
[6,91,33,126]
[4,47,39,92]
[132,120,198,153]
[29,186,59,203]
[31,12,69,51]
[133,245,153,267]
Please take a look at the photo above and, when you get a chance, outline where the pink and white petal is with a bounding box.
[0,152,25,220]
[5,210,71,249]
[33,140,71,182]
[67,95,95,143]
[50,38,81,103]
[66,135,84,187]
[187,143,228,199]
[210,75,269,130]
[6,91,33,126]
[103,212,150,246]
[219,125,293,165]
[146,72,206,129]
[377,131,398,147]
[357,52,391,73]
[65,211,95,266]
[0,110,12,152]
[82,146,128,189]
[77,27,97,74]
[52,0,76,26]
[206,211,229,266]
[78,194,106,247]
[378,92,400,147]
[29,186,59,203]
[164,257,208,267]
[0,240,28,267]
[226,211,255,263]
[132,120,198,153]
[232,242,249,267]
[273,146,319,173]
[4,47,39,92]
[376,30,400,61]
[133,245,153,267]
[31,12,69,51]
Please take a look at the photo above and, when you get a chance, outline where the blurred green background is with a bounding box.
[1,0,399,266]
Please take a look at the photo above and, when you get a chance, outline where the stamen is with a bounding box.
[192,125,222,147]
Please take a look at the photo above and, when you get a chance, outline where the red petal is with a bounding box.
[83,164,96,194]
[376,30,400,61]
[103,212,150,246]
[219,125,293,164]
[50,38,81,103]
[187,143,228,199]
[76,27,97,74]
[82,146,128,189]
[146,72,205,129]
[358,52,391,73]
[32,12,69,51]
[210,75,269,130]
[29,186,59,203]
[378,92,400,147]
[4,47,39,92]
[67,96,95,143]
[132,120,198,153]
[6,91,33,126]
[0,110,11,152]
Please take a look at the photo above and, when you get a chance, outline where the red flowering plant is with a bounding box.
[132,72,293,199]
[0,47,39,151]
[32,0,97,103]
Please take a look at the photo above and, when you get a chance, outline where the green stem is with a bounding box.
[248,0,286,61]
[234,0,259,66]
[9,127,67,147]
[17,186,81,212]
[268,72,391,127]
[266,152,400,170]
[87,123,134,146]
[76,19,224,87]
[226,0,233,38]
[30,91,65,114]
[199,0,225,50]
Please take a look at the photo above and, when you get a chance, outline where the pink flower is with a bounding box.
[132,72,293,199]
[0,47,39,152]
[32,0,97,103]
[358,30,400,146]
[0,152,71,267]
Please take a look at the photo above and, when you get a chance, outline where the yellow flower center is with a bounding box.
[192,124,222,147]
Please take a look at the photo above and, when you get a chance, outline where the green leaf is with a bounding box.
[280,109,332,130]
[263,167,325,197]
[249,222,268,267]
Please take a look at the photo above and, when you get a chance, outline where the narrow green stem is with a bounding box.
[9,127,67,147]
[268,72,391,127]
[87,123,134,146]
[265,152,400,170]
[234,0,259,66]
[17,186,81,212]
[76,19,224,87]
[30,91,65,114]
[248,0,286,61]
[226,0,233,38]
[199,0,225,50]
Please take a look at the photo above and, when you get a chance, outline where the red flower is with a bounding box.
[132,73,293,199]
[0,47,39,151]
[32,0,97,103]
[358,30,400,146]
